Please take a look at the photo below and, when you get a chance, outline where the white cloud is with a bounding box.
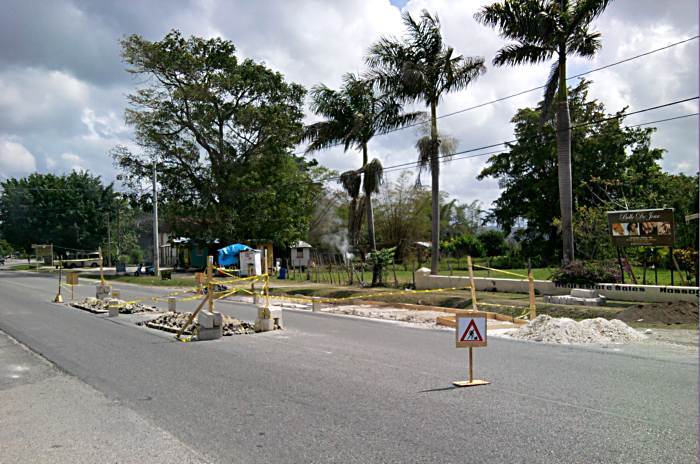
[0,139,36,177]
[0,0,695,206]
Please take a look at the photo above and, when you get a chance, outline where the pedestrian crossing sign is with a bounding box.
[456,312,487,348]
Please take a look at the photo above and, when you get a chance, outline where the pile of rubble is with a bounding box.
[71,297,158,314]
[322,305,447,325]
[510,314,645,344]
[138,312,255,336]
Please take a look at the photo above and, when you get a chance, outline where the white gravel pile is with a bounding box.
[510,315,645,344]
[322,305,447,324]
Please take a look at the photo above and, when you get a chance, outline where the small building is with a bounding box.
[290,241,312,268]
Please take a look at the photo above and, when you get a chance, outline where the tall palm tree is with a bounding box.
[475,0,612,264]
[303,73,423,255]
[367,10,486,275]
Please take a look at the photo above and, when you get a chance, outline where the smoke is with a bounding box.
[321,230,354,264]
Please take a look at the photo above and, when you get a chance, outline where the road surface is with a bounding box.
[0,270,696,463]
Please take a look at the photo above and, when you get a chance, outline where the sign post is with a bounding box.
[53,259,63,303]
[608,208,678,285]
[66,271,79,300]
[453,311,489,388]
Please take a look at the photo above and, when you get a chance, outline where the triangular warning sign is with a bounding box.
[460,319,483,342]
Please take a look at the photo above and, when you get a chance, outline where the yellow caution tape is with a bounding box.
[263,286,471,305]
[471,264,528,279]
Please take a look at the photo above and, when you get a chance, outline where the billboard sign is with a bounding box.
[607,208,675,247]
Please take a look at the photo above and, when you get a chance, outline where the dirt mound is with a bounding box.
[615,301,698,325]
[510,315,644,344]
[71,297,157,314]
[139,312,255,336]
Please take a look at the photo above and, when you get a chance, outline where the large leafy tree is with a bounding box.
[0,172,118,254]
[303,73,423,253]
[478,79,666,262]
[114,31,315,246]
[476,0,612,264]
[367,10,486,274]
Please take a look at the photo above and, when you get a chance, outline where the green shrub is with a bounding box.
[550,260,621,285]
[477,230,506,256]
[488,253,525,269]
[441,235,485,258]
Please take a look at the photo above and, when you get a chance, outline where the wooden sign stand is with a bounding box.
[453,347,490,388]
[452,311,489,388]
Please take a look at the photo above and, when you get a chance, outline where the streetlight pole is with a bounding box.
[106,213,112,267]
[152,159,160,278]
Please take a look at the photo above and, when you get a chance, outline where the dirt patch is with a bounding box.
[138,312,255,336]
[71,297,158,314]
[510,315,645,344]
[615,301,698,325]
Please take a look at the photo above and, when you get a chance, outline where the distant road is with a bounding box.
[0,271,696,463]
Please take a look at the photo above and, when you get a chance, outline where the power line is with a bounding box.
[296,35,699,156]
[380,112,699,177]
[323,96,698,182]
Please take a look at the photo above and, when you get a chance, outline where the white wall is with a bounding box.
[414,268,698,303]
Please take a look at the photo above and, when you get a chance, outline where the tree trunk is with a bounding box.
[364,144,381,286]
[556,53,575,264]
[364,144,377,252]
[430,101,440,275]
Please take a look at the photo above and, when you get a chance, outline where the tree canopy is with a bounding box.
[0,172,117,254]
[478,79,674,261]
[113,30,316,245]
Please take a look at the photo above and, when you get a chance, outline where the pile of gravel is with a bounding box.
[71,297,157,314]
[139,312,255,336]
[510,315,645,344]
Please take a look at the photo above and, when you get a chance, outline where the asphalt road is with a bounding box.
[0,270,697,463]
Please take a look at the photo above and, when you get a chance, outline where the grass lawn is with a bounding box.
[82,274,199,288]
[281,264,680,286]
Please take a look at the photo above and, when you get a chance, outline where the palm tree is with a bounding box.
[367,10,486,275]
[303,73,423,255]
[475,0,612,264]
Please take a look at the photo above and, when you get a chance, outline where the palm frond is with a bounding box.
[302,121,345,153]
[568,0,613,34]
[362,158,384,195]
[493,43,554,67]
[339,170,362,199]
[540,60,560,124]
[440,55,486,94]
[567,29,601,58]
[474,0,558,45]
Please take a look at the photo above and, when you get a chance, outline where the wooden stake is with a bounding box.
[99,246,104,285]
[467,255,478,311]
[469,347,473,383]
[671,249,686,286]
[528,271,536,320]
[207,255,214,313]
[176,296,209,339]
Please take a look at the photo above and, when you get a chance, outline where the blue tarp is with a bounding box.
[217,244,251,267]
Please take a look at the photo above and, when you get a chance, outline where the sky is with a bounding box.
[0,0,697,209]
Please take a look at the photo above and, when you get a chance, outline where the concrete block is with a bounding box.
[198,311,222,329]
[96,284,111,300]
[107,300,119,317]
[168,297,177,312]
[312,297,321,312]
[570,288,598,299]
[197,311,223,340]
[198,326,223,340]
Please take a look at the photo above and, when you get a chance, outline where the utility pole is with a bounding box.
[152,159,160,278]
[106,213,112,267]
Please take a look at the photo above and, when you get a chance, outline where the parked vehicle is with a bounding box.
[62,252,102,268]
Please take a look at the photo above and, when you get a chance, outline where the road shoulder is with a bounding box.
[0,329,207,464]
